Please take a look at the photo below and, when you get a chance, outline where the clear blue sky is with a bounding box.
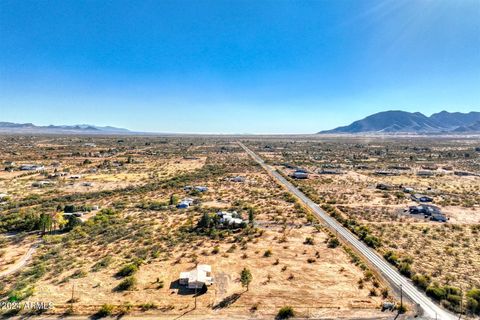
[1,0,479,133]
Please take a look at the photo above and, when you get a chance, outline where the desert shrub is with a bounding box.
[116,263,138,277]
[383,250,400,266]
[263,249,272,257]
[398,262,412,278]
[466,288,480,314]
[115,276,136,291]
[381,288,389,298]
[304,237,314,245]
[412,273,430,290]
[327,237,340,248]
[70,269,87,279]
[276,306,295,319]
[363,235,381,248]
[92,256,112,272]
[140,302,157,311]
[96,304,114,318]
[426,285,447,301]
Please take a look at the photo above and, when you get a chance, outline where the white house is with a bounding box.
[179,264,214,289]
[217,211,244,226]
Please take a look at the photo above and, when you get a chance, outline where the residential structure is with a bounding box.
[217,211,244,227]
[179,264,214,289]
[411,194,433,202]
[291,170,308,179]
[408,205,442,216]
[319,169,343,175]
[417,170,434,177]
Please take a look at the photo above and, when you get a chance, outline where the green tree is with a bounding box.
[38,213,53,234]
[197,213,211,229]
[169,194,179,205]
[240,267,253,292]
[248,208,255,226]
[65,215,83,231]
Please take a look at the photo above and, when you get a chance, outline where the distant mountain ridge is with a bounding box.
[0,122,131,134]
[319,110,480,134]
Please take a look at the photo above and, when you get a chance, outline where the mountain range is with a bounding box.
[0,122,131,134]
[319,111,480,134]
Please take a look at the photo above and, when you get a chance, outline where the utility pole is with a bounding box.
[194,262,198,310]
[458,286,463,320]
[194,284,197,309]
[70,283,75,312]
[400,283,403,312]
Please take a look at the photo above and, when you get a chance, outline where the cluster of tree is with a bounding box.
[59,204,94,213]
[196,212,246,232]
[383,251,413,277]
[0,208,83,233]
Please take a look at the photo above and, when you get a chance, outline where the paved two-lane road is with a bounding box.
[238,141,456,320]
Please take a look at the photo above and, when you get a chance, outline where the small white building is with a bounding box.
[20,164,44,171]
[179,264,214,289]
[217,211,244,226]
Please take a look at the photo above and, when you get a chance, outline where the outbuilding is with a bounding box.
[291,170,308,179]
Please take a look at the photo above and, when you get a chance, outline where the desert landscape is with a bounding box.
[1,135,398,319]
[246,136,480,315]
